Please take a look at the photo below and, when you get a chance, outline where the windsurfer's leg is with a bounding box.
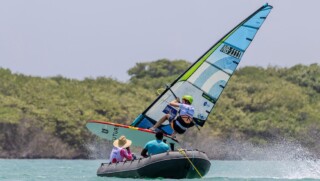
[150,114,170,130]
[171,131,177,138]
[170,121,177,138]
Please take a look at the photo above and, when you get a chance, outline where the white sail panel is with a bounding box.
[188,61,230,99]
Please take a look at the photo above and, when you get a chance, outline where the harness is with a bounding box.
[175,117,187,131]
[172,105,194,131]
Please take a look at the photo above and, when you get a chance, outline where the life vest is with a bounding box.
[171,104,195,134]
[179,104,194,118]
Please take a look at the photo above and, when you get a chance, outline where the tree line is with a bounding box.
[0,59,319,159]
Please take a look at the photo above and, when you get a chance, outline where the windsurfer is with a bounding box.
[109,135,134,163]
[150,95,195,136]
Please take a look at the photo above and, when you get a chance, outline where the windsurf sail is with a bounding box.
[131,4,273,135]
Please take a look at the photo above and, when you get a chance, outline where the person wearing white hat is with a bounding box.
[109,135,133,163]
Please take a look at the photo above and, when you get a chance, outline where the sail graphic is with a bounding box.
[131,4,273,135]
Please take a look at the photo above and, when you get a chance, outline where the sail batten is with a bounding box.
[242,25,260,30]
[206,58,234,76]
[131,4,273,135]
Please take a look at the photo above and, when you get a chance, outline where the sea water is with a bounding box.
[1,159,320,181]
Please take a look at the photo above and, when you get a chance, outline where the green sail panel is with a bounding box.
[131,4,273,135]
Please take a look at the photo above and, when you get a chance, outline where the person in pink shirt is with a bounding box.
[109,135,133,163]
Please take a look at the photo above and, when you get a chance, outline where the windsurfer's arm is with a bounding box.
[169,98,180,107]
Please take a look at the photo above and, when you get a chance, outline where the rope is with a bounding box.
[177,148,203,178]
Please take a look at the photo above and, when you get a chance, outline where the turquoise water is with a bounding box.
[1,159,320,181]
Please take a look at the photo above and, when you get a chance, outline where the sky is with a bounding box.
[0,0,319,82]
